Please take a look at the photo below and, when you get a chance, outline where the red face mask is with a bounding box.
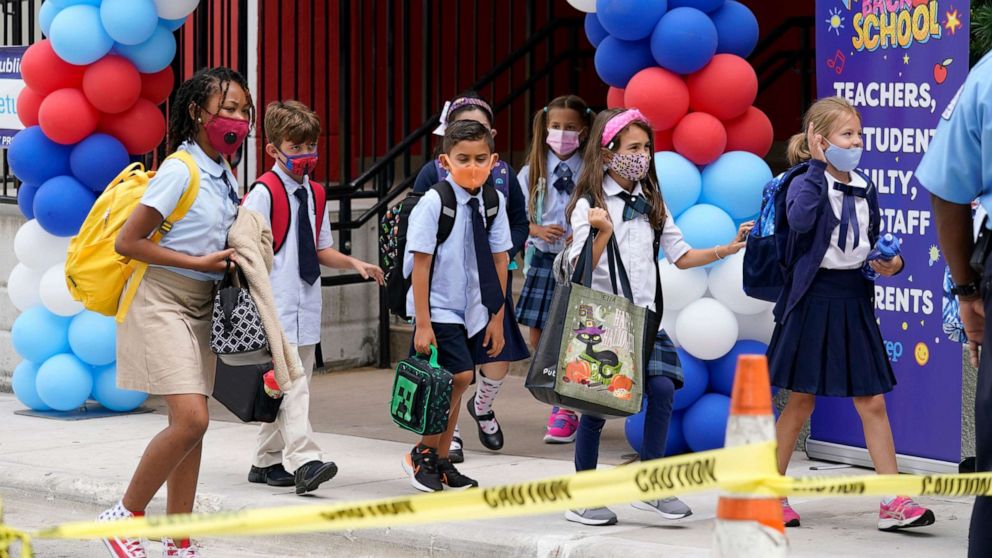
[203,112,250,156]
[441,154,495,190]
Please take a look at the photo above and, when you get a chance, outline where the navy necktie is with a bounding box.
[616,192,650,221]
[293,188,321,285]
[833,182,866,252]
[468,197,504,316]
[553,163,574,195]
[222,174,241,206]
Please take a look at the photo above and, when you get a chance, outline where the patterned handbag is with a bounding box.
[210,262,271,366]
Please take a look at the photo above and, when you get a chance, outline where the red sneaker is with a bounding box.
[97,502,147,558]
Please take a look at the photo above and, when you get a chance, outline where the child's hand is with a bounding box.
[587,208,612,232]
[484,316,505,357]
[196,249,237,273]
[734,221,754,243]
[869,255,902,276]
[414,323,437,356]
[536,224,565,243]
[353,259,385,286]
[807,122,827,163]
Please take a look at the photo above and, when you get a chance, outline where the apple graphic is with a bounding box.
[934,58,953,85]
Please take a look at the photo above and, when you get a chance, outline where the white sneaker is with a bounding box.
[97,502,148,558]
[162,538,202,558]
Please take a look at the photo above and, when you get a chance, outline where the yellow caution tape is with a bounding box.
[1,440,991,557]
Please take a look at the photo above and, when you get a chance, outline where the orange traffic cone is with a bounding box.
[712,354,788,557]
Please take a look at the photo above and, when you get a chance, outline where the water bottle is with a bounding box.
[863,233,901,280]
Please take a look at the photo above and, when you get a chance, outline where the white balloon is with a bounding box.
[7,264,45,312]
[39,262,83,317]
[566,0,597,13]
[708,251,775,315]
[14,220,71,271]
[675,297,738,360]
[658,260,708,311]
[737,308,776,345]
[154,0,198,19]
[661,309,680,347]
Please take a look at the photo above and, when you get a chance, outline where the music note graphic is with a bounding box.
[826,50,846,74]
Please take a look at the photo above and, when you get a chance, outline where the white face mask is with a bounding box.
[824,141,863,172]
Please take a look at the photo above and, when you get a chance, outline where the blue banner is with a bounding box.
[0,46,27,148]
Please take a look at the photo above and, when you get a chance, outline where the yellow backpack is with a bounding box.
[65,151,201,323]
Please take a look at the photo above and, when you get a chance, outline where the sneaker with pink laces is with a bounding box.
[97,502,147,558]
[543,407,578,443]
[162,538,201,558]
[878,496,935,530]
[781,498,800,527]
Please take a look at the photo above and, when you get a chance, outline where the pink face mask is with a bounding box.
[203,112,250,156]
[546,128,581,157]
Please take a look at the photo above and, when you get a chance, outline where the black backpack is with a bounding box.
[380,180,500,320]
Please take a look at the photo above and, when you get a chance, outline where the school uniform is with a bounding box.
[413,161,530,363]
[767,160,897,397]
[567,175,691,472]
[515,152,582,329]
[241,164,333,472]
[117,141,240,396]
[403,175,513,374]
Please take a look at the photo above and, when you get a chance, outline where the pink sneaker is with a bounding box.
[878,496,935,530]
[781,498,800,527]
[162,538,201,557]
[543,408,578,443]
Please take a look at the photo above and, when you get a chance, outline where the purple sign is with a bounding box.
[812,0,969,466]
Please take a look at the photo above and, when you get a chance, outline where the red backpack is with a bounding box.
[246,171,327,254]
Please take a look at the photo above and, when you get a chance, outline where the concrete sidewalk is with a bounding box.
[0,378,976,557]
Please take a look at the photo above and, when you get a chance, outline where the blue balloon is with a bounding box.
[161,17,188,32]
[655,151,701,218]
[584,13,609,47]
[7,126,73,185]
[650,7,718,75]
[683,393,731,451]
[49,5,114,65]
[625,400,688,456]
[666,411,689,455]
[101,0,159,46]
[33,175,97,237]
[594,36,654,88]
[711,0,759,57]
[12,307,71,363]
[49,0,101,8]
[674,348,708,410]
[596,0,668,41]
[70,134,130,193]
[17,182,39,220]
[36,353,93,412]
[701,151,773,220]
[116,24,177,73]
[669,0,726,12]
[676,204,736,250]
[69,311,118,366]
[92,364,147,412]
[40,2,60,37]
[708,340,769,396]
[12,360,52,411]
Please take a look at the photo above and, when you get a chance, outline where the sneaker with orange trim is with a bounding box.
[401,444,443,493]
[438,458,478,489]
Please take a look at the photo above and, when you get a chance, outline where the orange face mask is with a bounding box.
[441,154,495,190]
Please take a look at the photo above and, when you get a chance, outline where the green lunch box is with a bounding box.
[389,345,453,435]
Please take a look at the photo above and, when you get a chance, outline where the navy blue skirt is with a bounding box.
[475,271,531,364]
[767,269,896,397]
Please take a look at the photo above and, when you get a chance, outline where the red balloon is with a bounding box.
[16,87,44,127]
[99,99,166,155]
[654,128,674,152]
[686,54,757,121]
[607,86,626,109]
[724,106,774,157]
[38,88,99,145]
[624,67,689,131]
[672,112,727,165]
[83,56,141,114]
[141,67,175,106]
[20,39,87,95]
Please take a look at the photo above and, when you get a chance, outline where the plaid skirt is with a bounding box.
[647,330,683,388]
[517,249,557,329]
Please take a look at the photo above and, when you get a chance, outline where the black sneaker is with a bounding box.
[294,460,338,495]
[466,394,504,451]
[402,445,443,492]
[449,435,465,464]
[438,458,479,489]
[248,464,295,487]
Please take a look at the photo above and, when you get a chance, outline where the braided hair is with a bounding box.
[168,67,255,152]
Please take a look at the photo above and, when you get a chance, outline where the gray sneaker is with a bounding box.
[631,497,692,519]
[564,507,618,526]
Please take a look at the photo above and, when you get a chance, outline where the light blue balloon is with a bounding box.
[700,151,773,220]
[49,0,101,8]
[92,364,147,412]
[115,24,177,73]
[12,307,71,363]
[36,353,93,412]
[49,5,115,65]
[40,2,60,37]
[68,311,118,366]
[12,360,52,411]
[101,0,159,46]
[161,17,187,32]
[675,204,736,250]
[655,151,701,218]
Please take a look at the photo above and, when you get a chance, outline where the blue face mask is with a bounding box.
[824,141,863,173]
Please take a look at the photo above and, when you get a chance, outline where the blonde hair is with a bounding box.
[263,100,321,147]
[786,96,861,166]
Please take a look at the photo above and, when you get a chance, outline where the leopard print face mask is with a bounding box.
[608,152,650,182]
